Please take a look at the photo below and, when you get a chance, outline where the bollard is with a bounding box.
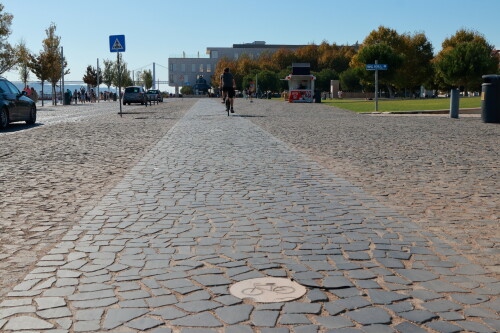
[450,88,459,118]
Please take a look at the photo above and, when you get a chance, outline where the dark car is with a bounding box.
[146,89,163,102]
[0,77,37,129]
[123,86,147,105]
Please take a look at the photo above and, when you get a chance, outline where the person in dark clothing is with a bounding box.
[219,67,236,113]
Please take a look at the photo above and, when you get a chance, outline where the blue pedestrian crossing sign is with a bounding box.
[109,35,126,52]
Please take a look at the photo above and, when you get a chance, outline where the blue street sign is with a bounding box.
[366,64,388,70]
[109,35,126,52]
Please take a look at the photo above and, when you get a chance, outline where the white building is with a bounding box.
[168,41,305,93]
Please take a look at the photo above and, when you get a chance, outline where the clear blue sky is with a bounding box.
[3,0,499,91]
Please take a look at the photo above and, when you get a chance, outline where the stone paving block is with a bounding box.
[425,320,462,333]
[361,324,396,333]
[171,312,223,327]
[102,308,149,329]
[397,310,438,324]
[280,313,312,325]
[366,290,410,304]
[73,320,100,332]
[345,308,392,325]
[394,321,428,333]
[422,299,463,312]
[215,304,253,325]
[5,316,54,330]
[224,325,254,333]
[457,320,495,333]
[0,305,36,319]
[322,276,355,289]
[252,310,279,327]
[315,316,355,329]
[125,317,164,330]
[176,300,222,312]
[283,302,322,314]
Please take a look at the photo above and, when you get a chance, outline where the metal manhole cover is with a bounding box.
[229,277,306,303]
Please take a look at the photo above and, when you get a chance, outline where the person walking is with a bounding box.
[219,67,236,113]
[29,87,38,103]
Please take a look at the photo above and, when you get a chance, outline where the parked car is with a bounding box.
[0,77,37,129]
[147,89,163,102]
[123,86,147,105]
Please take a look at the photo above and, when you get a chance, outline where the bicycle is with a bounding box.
[241,282,295,296]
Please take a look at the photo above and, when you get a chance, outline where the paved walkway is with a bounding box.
[0,100,498,332]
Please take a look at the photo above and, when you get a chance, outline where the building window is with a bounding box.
[199,64,204,72]
[192,64,196,72]
[207,64,211,73]
[172,64,177,72]
[184,75,189,84]
[212,51,218,59]
[169,74,173,82]
[181,64,185,72]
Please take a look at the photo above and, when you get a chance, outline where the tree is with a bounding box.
[142,69,153,89]
[82,65,101,87]
[271,49,297,70]
[16,39,31,88]
[29,52,50,106]
[340,67,364,92]
[41,23,69,105]
[211,57,236,90]
[112,53,133,88]
[256,70,279,93]
[102,59,115,90]
[434,29,498,93]
[295,44,319,71]
[313,68,339,92]
[0,4,15,74]
[355,43,404,97]
[180,86,193,95]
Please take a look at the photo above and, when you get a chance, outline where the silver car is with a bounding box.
[123,86,147,105]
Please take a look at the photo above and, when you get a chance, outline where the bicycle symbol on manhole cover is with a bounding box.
[230,277,307,303]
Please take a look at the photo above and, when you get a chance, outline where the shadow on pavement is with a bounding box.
[0,123,42,133]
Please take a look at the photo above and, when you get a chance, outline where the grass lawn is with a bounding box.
[321,97,481,113]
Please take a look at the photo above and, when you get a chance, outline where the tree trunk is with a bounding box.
[387,85,395,98]
[52,84,56,105]
[41,80,44,107]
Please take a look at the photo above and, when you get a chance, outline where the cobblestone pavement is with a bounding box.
[0,99,194,297]
[0,99,498,332]
[242,100,499,271]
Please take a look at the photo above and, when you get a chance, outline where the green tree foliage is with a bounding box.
[16,39,31,87]
[340,67,364,91]
[434,29,498,92]
[28,52,50,105]
[41,23,69,105]
[256,70,279,93]
[102,59,115,90]
[355,43,404,97]
[112,53,133,88]
[82,65,102,87]
[142,69,153,89]
[313,68,339,92]
[0,4,15,74]
[180,86,193,95]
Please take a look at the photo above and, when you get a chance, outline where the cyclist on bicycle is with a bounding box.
[220,67,236,113]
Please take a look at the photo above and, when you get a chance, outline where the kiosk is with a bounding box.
[285,63,316,103]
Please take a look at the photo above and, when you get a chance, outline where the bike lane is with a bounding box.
[0,99,498,332]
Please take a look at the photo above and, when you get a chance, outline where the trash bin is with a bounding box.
[481,74,500,123]
[63,92,71,105]
[314,89,321,103]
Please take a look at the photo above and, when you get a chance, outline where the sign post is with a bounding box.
[366,61,388,112]
[109,35,126,116]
